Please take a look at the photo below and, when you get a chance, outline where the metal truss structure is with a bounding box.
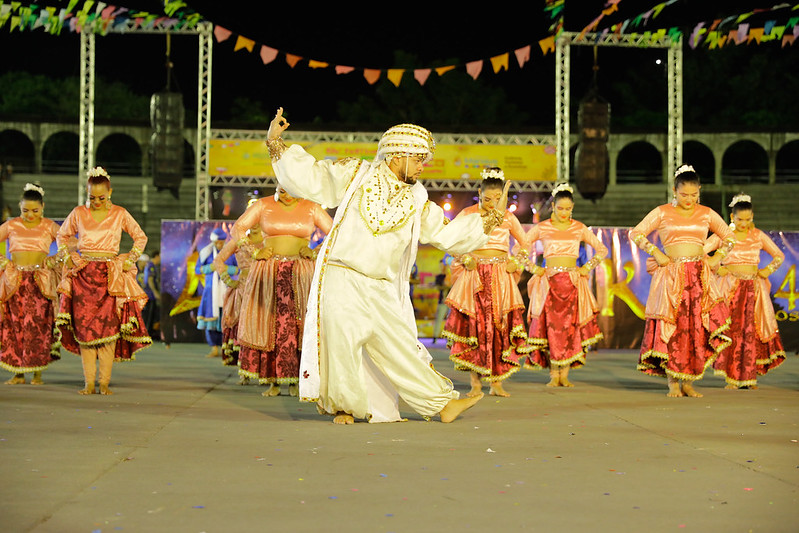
[555,30,683,191]
[78,31,95,206]
[78,20,213,217]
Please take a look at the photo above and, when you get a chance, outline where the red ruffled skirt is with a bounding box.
[523,272,603,369]
[638,261,730,380]
[1,270,60,373]
[237,257,313,384]
[443,262,525,382]
[57,261,151,361]
[221,283,243,367]
[712,277,785,386]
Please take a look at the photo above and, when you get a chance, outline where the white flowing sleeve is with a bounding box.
[419,200,489,255]
[271,143,362,208]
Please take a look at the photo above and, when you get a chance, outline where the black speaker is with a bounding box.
[150,91,185,191]
[575,94,610,201]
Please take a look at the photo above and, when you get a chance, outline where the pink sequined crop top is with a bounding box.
[232,197,333,241]
[56,205,147,255]
[705,229,784,267]
[0,217,60,254]
[457,205,526,253]
[525,219,608,260]
[629,204,732,249]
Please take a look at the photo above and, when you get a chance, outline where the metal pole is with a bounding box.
[195,23,213,220]
[78,30,95,206]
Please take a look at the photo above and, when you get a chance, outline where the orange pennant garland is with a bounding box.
[233,35,254,52]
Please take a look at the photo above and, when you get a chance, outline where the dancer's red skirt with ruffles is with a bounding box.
[638,262,730,380]
[57,261,151,360]
[443,262,525,382]
[238,258,311,384]
[712,277,785,386]
[1,270,60,373]
[522,272,603,369]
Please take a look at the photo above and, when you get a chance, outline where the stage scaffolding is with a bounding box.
[78,26,682,220]
[555,30,683,191]
[78,20,213,219]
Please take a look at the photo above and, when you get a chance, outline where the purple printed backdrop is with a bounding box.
[159,220,238,344]
[158,221,799,352]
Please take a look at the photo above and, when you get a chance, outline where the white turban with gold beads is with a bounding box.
[375,124,436,164]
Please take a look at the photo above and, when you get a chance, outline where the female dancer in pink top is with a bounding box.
[705,193,785,389]
[214,223,263,381]
[629,165,735,398]
[443,168,526,397]
[522,183,607,387]
[230,187,333,397]
[0,184,61,385]
[56,167,151,395]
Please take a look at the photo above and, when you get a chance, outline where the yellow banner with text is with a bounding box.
[209,139,557,181]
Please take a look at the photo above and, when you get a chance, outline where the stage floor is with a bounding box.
[1,341,797,533]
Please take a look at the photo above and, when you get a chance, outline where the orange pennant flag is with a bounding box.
[308,60,329,69]
[260,45,278,64]
[490,53,509,73]
[285,54,302,67]
[748,27,764,43]
[336,65,355,74]
[414,68,432,85]
[387,69,405,87]
[435,65,456,76]
[539,35,555,54]
[364,69,381,85]
[234,35,255,52]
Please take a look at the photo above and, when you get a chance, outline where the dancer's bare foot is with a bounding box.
[724,384,737,390]
[237,376,250,386]
[546,370,559,388]
[333,412,355,425]
[206,346,220,358]
[747,384,758,390]
[262,384,280,397]
[667,380,684,397]
[439,392,484,423]
[559,377,574,388]
[78,385,95,395]
[680,382,703,398]
[99,384,113,395]
[288,384,299,397]
[467,372,483,397]
[31,372,43,385]
[5,374,25,385]
[489,383,510,397]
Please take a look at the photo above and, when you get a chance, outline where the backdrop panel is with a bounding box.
[158,221,799,352]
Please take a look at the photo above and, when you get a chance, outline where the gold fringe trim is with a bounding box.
[523,331,604,370]
[712,369,758,388]
[0,361,52,374]
[55,311,151,360]
[447,323,527,383]
[237,368,299,385]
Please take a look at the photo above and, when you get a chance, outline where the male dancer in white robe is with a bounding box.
[266,108,509,424]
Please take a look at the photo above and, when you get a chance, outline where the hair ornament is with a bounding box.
[729,193,752,208]
[674,164,695,177]
[551,182,574,197]
[480,168,505,181]
[24,183,45,196]
[87,166,110,179]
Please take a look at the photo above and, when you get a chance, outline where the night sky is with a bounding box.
[0,1,795,130]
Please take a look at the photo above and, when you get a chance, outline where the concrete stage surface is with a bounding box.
[1,342,797,533]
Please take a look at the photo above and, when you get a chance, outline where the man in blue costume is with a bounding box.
[195,227,237,357]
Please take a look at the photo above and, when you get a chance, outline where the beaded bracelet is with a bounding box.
[265,137,288,161]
